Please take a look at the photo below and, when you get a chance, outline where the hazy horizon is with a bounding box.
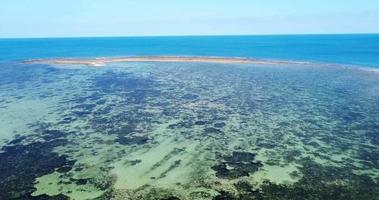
[1,33,379,40]
[1,0,379,38]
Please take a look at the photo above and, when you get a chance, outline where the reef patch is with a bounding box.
[212,152,263,179]
[0,133,74,200]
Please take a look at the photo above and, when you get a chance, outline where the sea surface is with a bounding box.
[1,34,379,67]
[0,35,379,200]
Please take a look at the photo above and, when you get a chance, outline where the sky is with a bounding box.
[0,0,378,38]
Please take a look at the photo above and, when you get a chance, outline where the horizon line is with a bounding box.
[1,32,378,40]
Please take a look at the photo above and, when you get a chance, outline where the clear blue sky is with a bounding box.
[0,0,378,38]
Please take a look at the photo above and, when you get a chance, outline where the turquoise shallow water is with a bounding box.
[0,35,379,200]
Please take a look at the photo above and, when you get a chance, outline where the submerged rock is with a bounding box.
[212,151,262,179]
[116,135,151,145]
[214,122,226,128]
[204,127,223,134]
[194,121,208,125]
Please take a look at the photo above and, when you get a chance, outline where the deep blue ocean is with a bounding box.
[1,34,379,68]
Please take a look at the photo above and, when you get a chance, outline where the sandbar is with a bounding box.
[24,56,307,67]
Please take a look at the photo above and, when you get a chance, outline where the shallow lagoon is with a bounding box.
[0,60,379,200]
